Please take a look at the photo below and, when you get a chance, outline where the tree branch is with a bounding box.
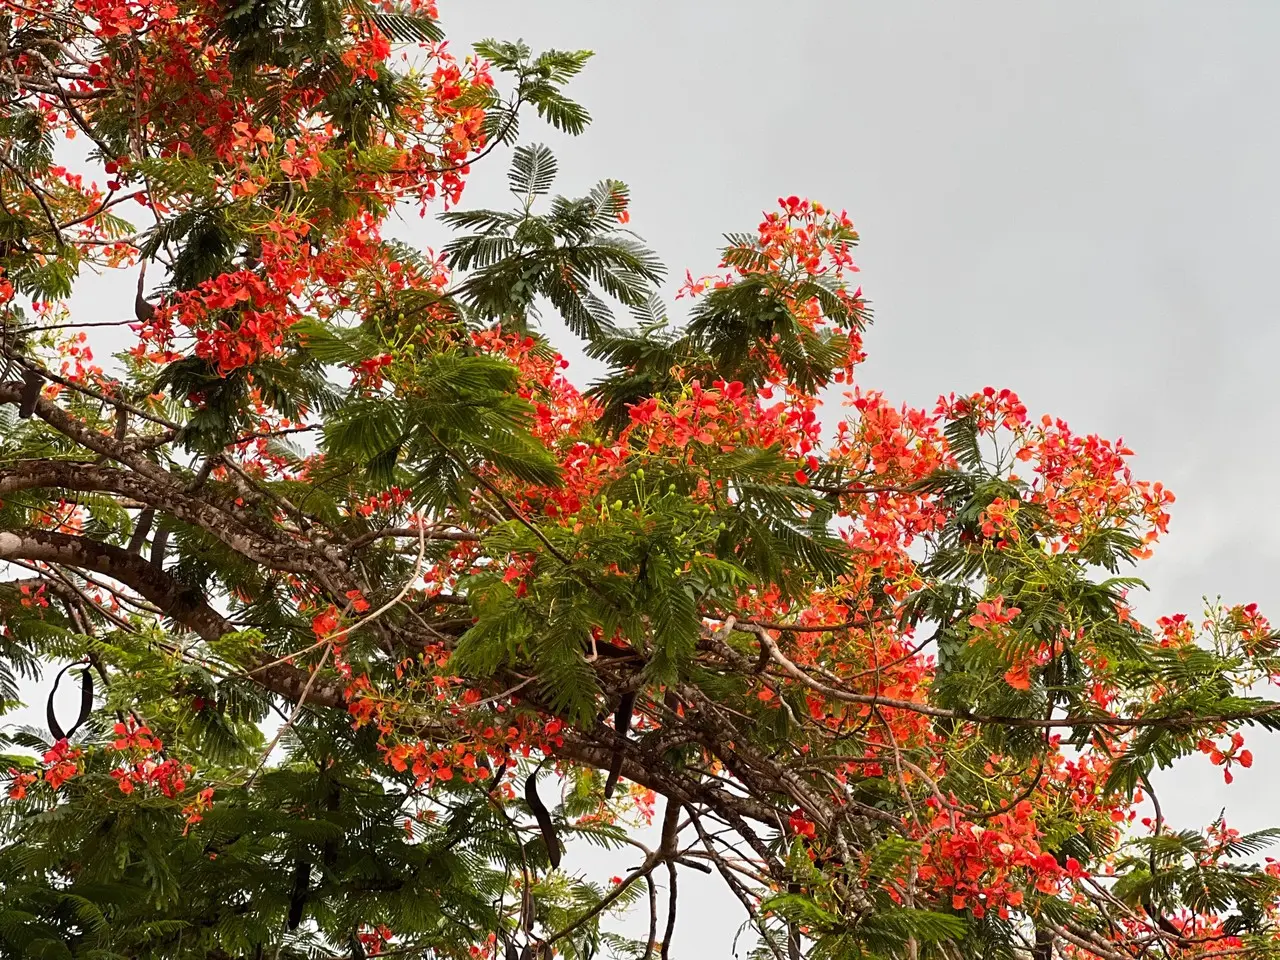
[0,528,345,708]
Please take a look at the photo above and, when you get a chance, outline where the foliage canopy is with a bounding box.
[2,3,1279,960]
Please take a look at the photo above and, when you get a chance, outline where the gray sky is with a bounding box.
[423,2,1280,949]
[35,1,1280,953]
[434,0,1280,788]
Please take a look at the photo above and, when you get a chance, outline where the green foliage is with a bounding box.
[444,149,663,339]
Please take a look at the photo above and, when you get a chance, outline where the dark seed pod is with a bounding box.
[45,689,65,742]
[604,691,635,800]
[70,668,93,739]
[18,367,43,419]
[521,880,534,932]
[46,662,93,741]
[287,859,310,930]
[1033,927,1054,960]
[135,263,156,322]
[505,941,520,960]
[150,520,170,571]
[126,508,155,554]
[321,782,341,870]
[487,755,509,794]
[787,882,803,960]
[524,771,561,870]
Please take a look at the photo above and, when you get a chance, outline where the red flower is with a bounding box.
[6,769,37,800]
[41,739,82,790]
[1003,662,1032,691]
[788,809,817,839]
[969,596,1021,630]
[312,606,341,638]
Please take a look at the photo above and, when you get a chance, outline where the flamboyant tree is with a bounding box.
[2,2,1279,959]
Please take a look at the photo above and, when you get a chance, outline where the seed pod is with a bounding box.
[46,663,93,741]
[787,882,803,960]
[322,782,341,870]
[18,367,42,419]
[287,859,310,930]
[126,508,155,554]
[135,262,156,322]
[1033,927,1054,960]
[150,520,170,571]
[524,771,561,870]
[487,755,509,794]
[604,691,635,800]
[521,879,535,932]
[70,668,93,739]
[46,689,65,742]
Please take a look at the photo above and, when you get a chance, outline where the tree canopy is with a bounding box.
[2,3,1279,959]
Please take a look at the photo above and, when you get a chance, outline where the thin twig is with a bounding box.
[242,520,429,678]
[243,641,332,789]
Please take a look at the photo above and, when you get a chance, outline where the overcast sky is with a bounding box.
[31,1,1280,953]
[420,2,1280,949]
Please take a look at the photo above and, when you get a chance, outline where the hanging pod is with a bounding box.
[603,691,635,800]
[524,770,561,870]
[46,662,94,742]
[17,367,43,419]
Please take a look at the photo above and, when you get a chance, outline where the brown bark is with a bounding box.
[0,528,346,709]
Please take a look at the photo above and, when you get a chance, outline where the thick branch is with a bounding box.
[0,528,344,708]
[0,456,336,578]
